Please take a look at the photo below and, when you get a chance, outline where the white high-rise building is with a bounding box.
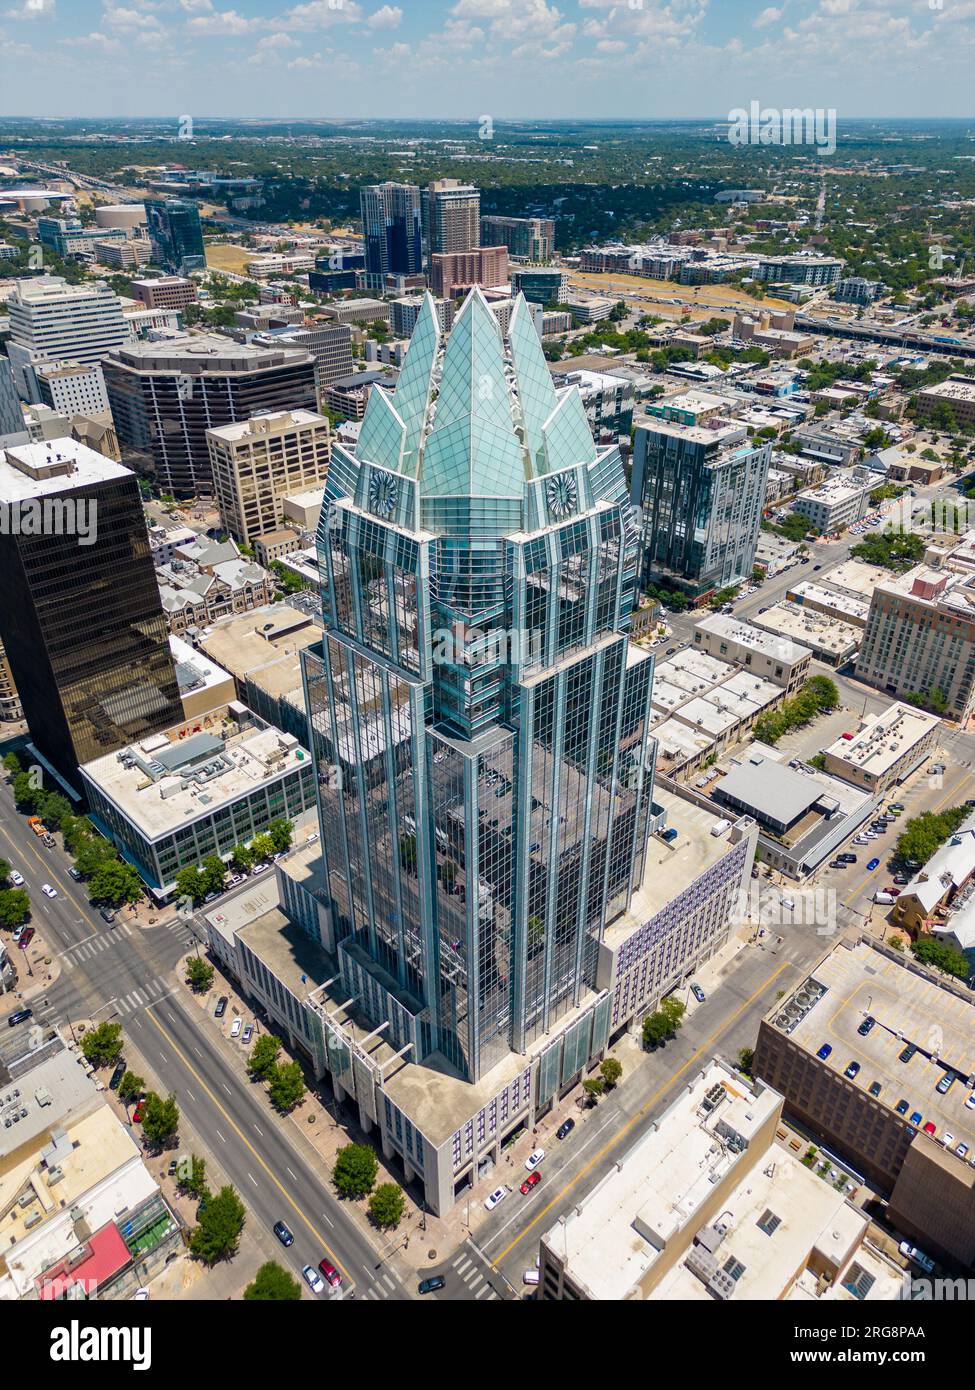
[35,361,111,416]
[7,276,127,402]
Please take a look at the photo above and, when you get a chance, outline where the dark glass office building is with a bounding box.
[145,198,206,275]
[0,440,182,789]
[360,183,422,278]
[103,334,318,497]
[631,419,771,599]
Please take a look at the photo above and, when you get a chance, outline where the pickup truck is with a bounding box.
[27,817,47,837]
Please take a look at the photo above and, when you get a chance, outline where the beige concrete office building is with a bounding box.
[207,409,332,546]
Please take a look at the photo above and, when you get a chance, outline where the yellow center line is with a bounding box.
[493,958,792,1266]
[144,1007,353,1286]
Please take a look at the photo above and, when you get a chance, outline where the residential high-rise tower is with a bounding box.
[360,182,423,278]
[423,180,480,260]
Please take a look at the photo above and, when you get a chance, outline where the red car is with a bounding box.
[923,1121,937,1137]
[132,1099,146,1123]
[17,927,35,951]
[318,1258,341,1288]
[519,1171,542,1196]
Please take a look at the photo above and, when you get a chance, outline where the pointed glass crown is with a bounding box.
[355,287,597,505]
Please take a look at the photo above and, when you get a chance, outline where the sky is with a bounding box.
[0,0,973,121]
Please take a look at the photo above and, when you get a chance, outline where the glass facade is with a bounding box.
[631,423,771,598]
[145,198,206,275]
[303,289,655,1083]
[0,468,183,788]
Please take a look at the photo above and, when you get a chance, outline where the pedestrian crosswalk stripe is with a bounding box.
[453,1255,472,1274]
[467,1272,483,1290]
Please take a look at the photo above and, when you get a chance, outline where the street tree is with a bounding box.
[368,1183,406,1229]
[332,1143,378,1199]
[141,1092,180,1147]
[118,1071,144,1102]
[185,956,214,993]
[268,1060,306,1112]
[80,1021,123,1067]
[189,1185,246,1264]
[600,1057,623,1088]
[244,1261,302,1300]
[247,1034,281,1081]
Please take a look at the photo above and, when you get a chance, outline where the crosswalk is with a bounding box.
[60,921,135,965]
[114,979,175,1015]
[449,1251,501,1299]
[360,1271,399,1300]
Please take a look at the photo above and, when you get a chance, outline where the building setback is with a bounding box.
[103,334,317,497]
[0,439,182,788]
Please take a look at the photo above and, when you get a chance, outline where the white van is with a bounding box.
[710,818,732,838]
[523,1269,539,1286]
[873,891,897,905]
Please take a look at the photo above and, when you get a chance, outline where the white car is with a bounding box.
[306,832,319,844]
[251,863,270,876]
[524,1148,545,1172]
[9,870,24,886]
[230,1018,243,1038]
[302,1264,326,1295]
[965,1090,975,1111]
[484,1186,507,1212]
[42,883,57,899]
[523,1268,540,1286]
[942,1132,955,1150]
[132,1288,150,1300]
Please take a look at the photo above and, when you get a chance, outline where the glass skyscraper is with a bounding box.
[145,198,206,275]
[360,183,422,278]
[303,289,655,1084]
[631,419,771,599]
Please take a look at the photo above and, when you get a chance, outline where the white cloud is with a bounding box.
[69,29,123,51]
[186,7,261,35]
[367,4,401,30]
[5,0,55,18]
[274,0,364,31]
[104,5,163,30]
[754,5,783,27]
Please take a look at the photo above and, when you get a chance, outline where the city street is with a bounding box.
[0,766,408,1303]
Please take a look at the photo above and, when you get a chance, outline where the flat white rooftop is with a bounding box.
[80,713,310,841]
[823,701,940,777]
[695,612,811,665]
[541,1060,780,1300]
[0,438,129,502]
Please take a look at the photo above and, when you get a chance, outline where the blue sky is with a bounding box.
[1,0,973,120]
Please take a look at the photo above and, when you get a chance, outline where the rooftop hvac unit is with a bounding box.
[24,1211,43,1230]
[708,1268,737,1300]
[47,1166,64,1186]
[17,1191,37,1210]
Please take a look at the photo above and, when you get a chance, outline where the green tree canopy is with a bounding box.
[189,1185,246,1264]
[368,1182,406,1229]
[80,1021,123,1068]
[0,888,30,928]
[247,1033,281,1081]
[268,1060,306,1112]
[244,1261,302,1300]
[332,1143,378,1199]
[186,956,215,993]
[118,1071,144,1102]
[141,1092,180,1147]
[88,860,143,906]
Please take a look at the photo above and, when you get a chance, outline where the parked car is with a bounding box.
[895,1099,909,1115]
[520,1172,542,1196]
[523,1269,540,1286]
[418,1275,446,1295]
[691,982,706,1003]
[899,1241,935,1275]
[99,907,116,924]
[7,1008,33,1028]
[957,1143,969,1160]
[109,1059,127,1090]
[318,1258,341,1288]
[899,1043,917,1063]
[41,883,57,899]
[302,1265,326,1295]
[867,857,881,871]
[214,996,228,1019]
[17,927,35,950]
[660,828,678,844]
[484,1186,507,1211]
[133,1099,146,1123]
[845,1061,861,1079]
[525,1148,545,1171]
[230,1018,243,1039]
[816,1043,832,1060]
[910,1111,923,1127]
[9,870,24,886]
[838,853,857,865]
[67,866,83,881]
[251,862,270,876]
[242,1023,254,1045]
[936,1070,955,1095]
[869,1081,882,1098]
[923,1121,937,1136]
[857,1016,875,1036]
[556,1118,575,1141]
[965,1090,975,1111]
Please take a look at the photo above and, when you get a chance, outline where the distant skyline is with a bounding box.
[1,0,973,121]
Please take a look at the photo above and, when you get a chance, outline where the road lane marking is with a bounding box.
[144,1008,351,1283]
[491,958,792,1265]
[254,1124,263,1137]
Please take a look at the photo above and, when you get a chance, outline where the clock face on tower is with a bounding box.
[546,471,578,519]
[369,469,399,519]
